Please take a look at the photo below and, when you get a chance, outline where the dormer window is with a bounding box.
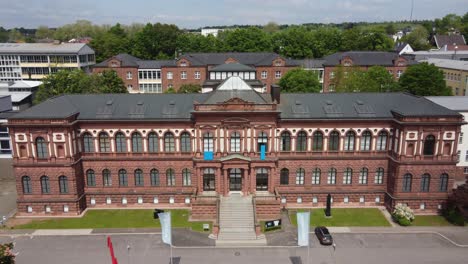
[180,61,187,67]
[110,61,118,67]
[343,61,351,66]
[275,60,283,66]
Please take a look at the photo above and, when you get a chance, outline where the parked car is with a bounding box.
[315,226,333,245]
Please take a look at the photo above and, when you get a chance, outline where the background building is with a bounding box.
[0,43,95,82]
[424,59,468,96]
[8,77,463,218]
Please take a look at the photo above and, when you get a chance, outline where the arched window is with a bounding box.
[359,168,368,184]
[439,174,448,192]
[99,132,110,152]
[203,132,214,152]
[423,135,436,155]
[343,168,352,184]
[312,131,323,151]
[312,168,321,184]
[230,132,241,152]
[296,168,305,185]
[183,168,191,186]
[296,131,307,151]
[150,169,160,186]
[86,169,96,187]
[164,132,175,152]
[59,176,68,194]
[148,132,158,153]
[134,169,144,186]
[36,137,48,158]
[360,131,372,151]
[82,133,94,153]
[402,173,412,192]
[180,132,191,152]
[280,132,291,151]
[344,131,355,151]
[280,168,289,185]
[203,168,215,191]
[375,168,384,184]
[102,169,112,186]
[328,131,340,151]
[328,168,337,184]
[166,168,175,186]
[40,176,50,194]
[131,133,143,152]
[420,174,430,192]
[22,176,32,194]
[376,131,388,151]
[258,131,268,152]
[115,132,127,153]
[119,169,128,186]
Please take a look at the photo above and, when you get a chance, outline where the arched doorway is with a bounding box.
[229,168,242,191]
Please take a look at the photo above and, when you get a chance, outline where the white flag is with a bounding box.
[297,212,310,246]
[159,212,172,246]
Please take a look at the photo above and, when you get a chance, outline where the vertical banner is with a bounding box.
[260,144,266,160]
[159,212,172,245]
[297,211,310,246]
[107,236,118,264]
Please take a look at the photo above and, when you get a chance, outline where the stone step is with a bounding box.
[215,238,267,247]
[218,233,257,240]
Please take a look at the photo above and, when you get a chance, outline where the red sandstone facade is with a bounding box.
[8,89,462,221]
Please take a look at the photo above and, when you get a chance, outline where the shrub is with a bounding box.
[0,243,15,264]
[444,207,465,226]
[392,204,415,226]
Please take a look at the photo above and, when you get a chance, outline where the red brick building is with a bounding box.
[8,77,462,219]
[322,51,416,92]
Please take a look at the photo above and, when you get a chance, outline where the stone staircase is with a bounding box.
[216,194,267,247]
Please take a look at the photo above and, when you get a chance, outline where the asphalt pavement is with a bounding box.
[0,159,16,222]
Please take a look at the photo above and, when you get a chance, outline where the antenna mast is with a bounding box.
[410,0,414,21]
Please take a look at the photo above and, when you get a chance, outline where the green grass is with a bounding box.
[411,215,454,226]
[15,209,211,232]
[289,208,391,227]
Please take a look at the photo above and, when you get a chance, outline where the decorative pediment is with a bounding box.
[273,57,285,66]
[220,154,251,162]
[225,57,239,64]
[223,97,253,104]
[198,125,217,130]
[254,124,272,129]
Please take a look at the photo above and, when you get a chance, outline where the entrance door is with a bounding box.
[229,168,242,191]
[256,168,268,191]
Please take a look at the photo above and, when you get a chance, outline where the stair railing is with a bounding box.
[252,195,261,238]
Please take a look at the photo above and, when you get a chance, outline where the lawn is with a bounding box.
[289,208,391,227]
[15,209,211,232]
[411,215,453,226]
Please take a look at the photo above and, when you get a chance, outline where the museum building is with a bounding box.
[7,77,463,218]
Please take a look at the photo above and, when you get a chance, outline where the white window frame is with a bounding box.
[167,72,173,80]
[126,71,132,80]
[275,71,281,79]
[195,71,201,79]
[261,71,267,79]
[181,71,187,80]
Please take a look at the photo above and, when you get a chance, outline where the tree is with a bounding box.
[219,27,272,52]
[263,22,280,34]
[272,26,313,58]
[89,23,131,62]
[132,23,182,60]
[34,69,127,104]
[366,66,399,92]
[35,26,53,40]
[311,27,343,58]
[278,68,321,93]
[399,62,452,96]
[385,24,397,35]
[164,87,176,94]
[342,28,393,51]
[53,20,105,41]
[178,84,202,93]
[0,243,15,264]
[0,27,8,42]
[401,25,431,50]
[8,29,24,43]
[176,33,221,53]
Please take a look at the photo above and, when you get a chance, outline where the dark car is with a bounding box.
[315,226,333,245]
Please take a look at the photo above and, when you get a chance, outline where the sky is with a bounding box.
[0,0,466,29]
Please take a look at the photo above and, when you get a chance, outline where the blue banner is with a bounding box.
[260,144,266,160]
[204,151,213,160]
[297,212,310,246]
[158,212,172,245]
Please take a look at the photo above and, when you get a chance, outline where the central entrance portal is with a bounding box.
[229,168,242,191]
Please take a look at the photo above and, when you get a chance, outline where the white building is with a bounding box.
[0,43,95,81]
[427,96,468,181]
[201,28,223,37]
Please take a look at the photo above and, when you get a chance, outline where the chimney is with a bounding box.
[271,84,281,103]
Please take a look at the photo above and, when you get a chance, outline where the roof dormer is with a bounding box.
[108,58,121,68]
[340,56,353,66]
[273,57,285,67]
[225,57,239,64]
[177,58,190,67]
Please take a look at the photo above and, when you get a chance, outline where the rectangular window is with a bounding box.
[327,170,336,185]
[312,169,320,185]
[195,71,201,79]
[275,71,281,79]
[181,71,187,79]
[126,71,132,79]
[397,70,403,78]
[465,150,468,162]
[464,168,468,174]
[167,72,173,79]
[261,71,267,79]
[330,72,335,79]
[459,132,463,144]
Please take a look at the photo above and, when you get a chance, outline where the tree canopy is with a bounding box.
[398,62,452,96]
[34,69,127,104]
[178,84,202,93]
[332,66,399,93]
[278,68,321,93]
